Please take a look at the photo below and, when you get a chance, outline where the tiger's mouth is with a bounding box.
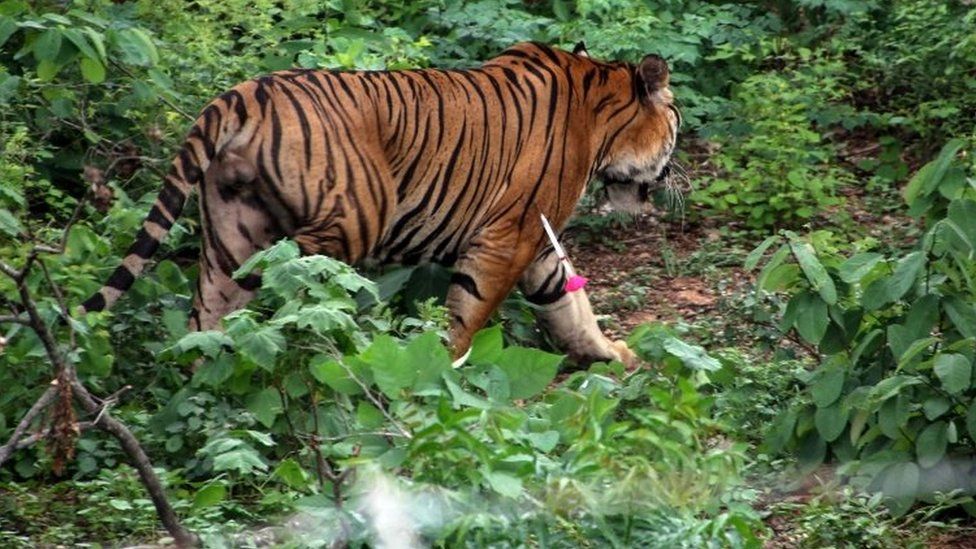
[601,161,688,216]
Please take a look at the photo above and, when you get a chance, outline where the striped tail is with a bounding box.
[80,97,238,314]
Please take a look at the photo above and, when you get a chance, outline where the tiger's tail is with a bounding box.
[80,93,246,314]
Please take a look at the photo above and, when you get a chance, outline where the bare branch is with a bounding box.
[0,314,31,326]
[71,379,197,547]
[0,385,57,466]
[14,421,95,451]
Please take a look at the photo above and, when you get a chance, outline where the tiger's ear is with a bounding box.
[573,41,589,58]
[636,54,670,104]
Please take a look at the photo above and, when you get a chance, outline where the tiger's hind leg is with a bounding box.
[519,246,636,368]
[189,151,282,331]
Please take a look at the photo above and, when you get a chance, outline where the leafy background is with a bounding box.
[1,0,976,546]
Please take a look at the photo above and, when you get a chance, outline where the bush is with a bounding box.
[751,139,976,516]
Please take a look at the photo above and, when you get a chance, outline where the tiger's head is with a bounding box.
[579,44,682,215]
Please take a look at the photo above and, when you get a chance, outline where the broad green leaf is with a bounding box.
[0,208,23,237]
[944,296,976,338]
[496,347,562,400]
[169,330,232,358]
[916,421,948,468]
[192,483,226,509]
[405,331,451,391]
[113,27,158,66]
[789,238,837,304]
[309,355,362,395]
[33,28,62,61]
[235,325,285,371]
[797,430,826,472]
[933,353,971,395]
[246,387,282,428]
[469,325,503,365]
[879,393,912,440]
[0,18,17,48]
[839,253,884,284]
[212,448,267,475]
[362,335,414,398]
[967,403,976,443]
[485,470,522,498]
[904,139,965,206]
[356,402,385,429]
[662,337,720,371]
[811,363,845,407]
[893,336,938,370]
[61,28,98,60]
[922,396,951,420]
[192,353,234,387]
[756,244,793,291]
[744,235,779,271]
[274,458,310,489]
[794,292,829,345]
[765,407,797,453]
[872,375,922,402]
[79,57,105,83]
[526,431,559,452]
[886,251,924,301]
[36,59,61,81]
[881,462,919,504]
[814,402,849,442]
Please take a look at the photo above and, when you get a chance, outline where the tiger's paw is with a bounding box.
[609,339,637,368]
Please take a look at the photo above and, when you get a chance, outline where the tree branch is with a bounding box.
[0,385,57,466]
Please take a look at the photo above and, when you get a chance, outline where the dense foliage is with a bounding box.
[2,0,976,546]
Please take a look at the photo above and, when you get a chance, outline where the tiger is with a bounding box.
[80,41,680,368]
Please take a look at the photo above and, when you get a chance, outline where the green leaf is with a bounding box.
[794,292,829,345]
[967,403,976,443]
[33,28,62,61]
[274,458,310,489]
[904,139,965,207]
[496,347,562,400]
[811,363,845,407]
[235,325,285,370]
[839,253,884,284]
[814,402,849,442]
[169,331,232,358]
[765,407,798,453]
[308,355,362,395]
[757,244,793,291]
[789,237,837,304]
[0,208,23,237]
[881,462,919,504]
[944,296,976,338]
[886,251,924,301]
[662,337,721,371]
[79,57,105,83]
[922,396,951,420]
[36,59,61,81]
[246,387,282,428]
[744,235,779,271]
[469,325,503,365]
[797,430,826,471]
[356,402,385,429]
[405,331,451,391]
[362,335,414,398]
[61,28,98,60]
[879,393,912,440]
[192,483,226,509]
[83,27,107,64]
[485,470,522,498]
[0,18,17,48]
[113,27,158,66]
[933,353,971,395]
[916,421,948,468]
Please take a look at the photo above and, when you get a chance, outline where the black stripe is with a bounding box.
[146,205,173,231]
[82,292,106,312]
[106,265,136,291]
[129,228,161,259]
[450,272,483,300]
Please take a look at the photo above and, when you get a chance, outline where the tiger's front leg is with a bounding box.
[519,246,636,367]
